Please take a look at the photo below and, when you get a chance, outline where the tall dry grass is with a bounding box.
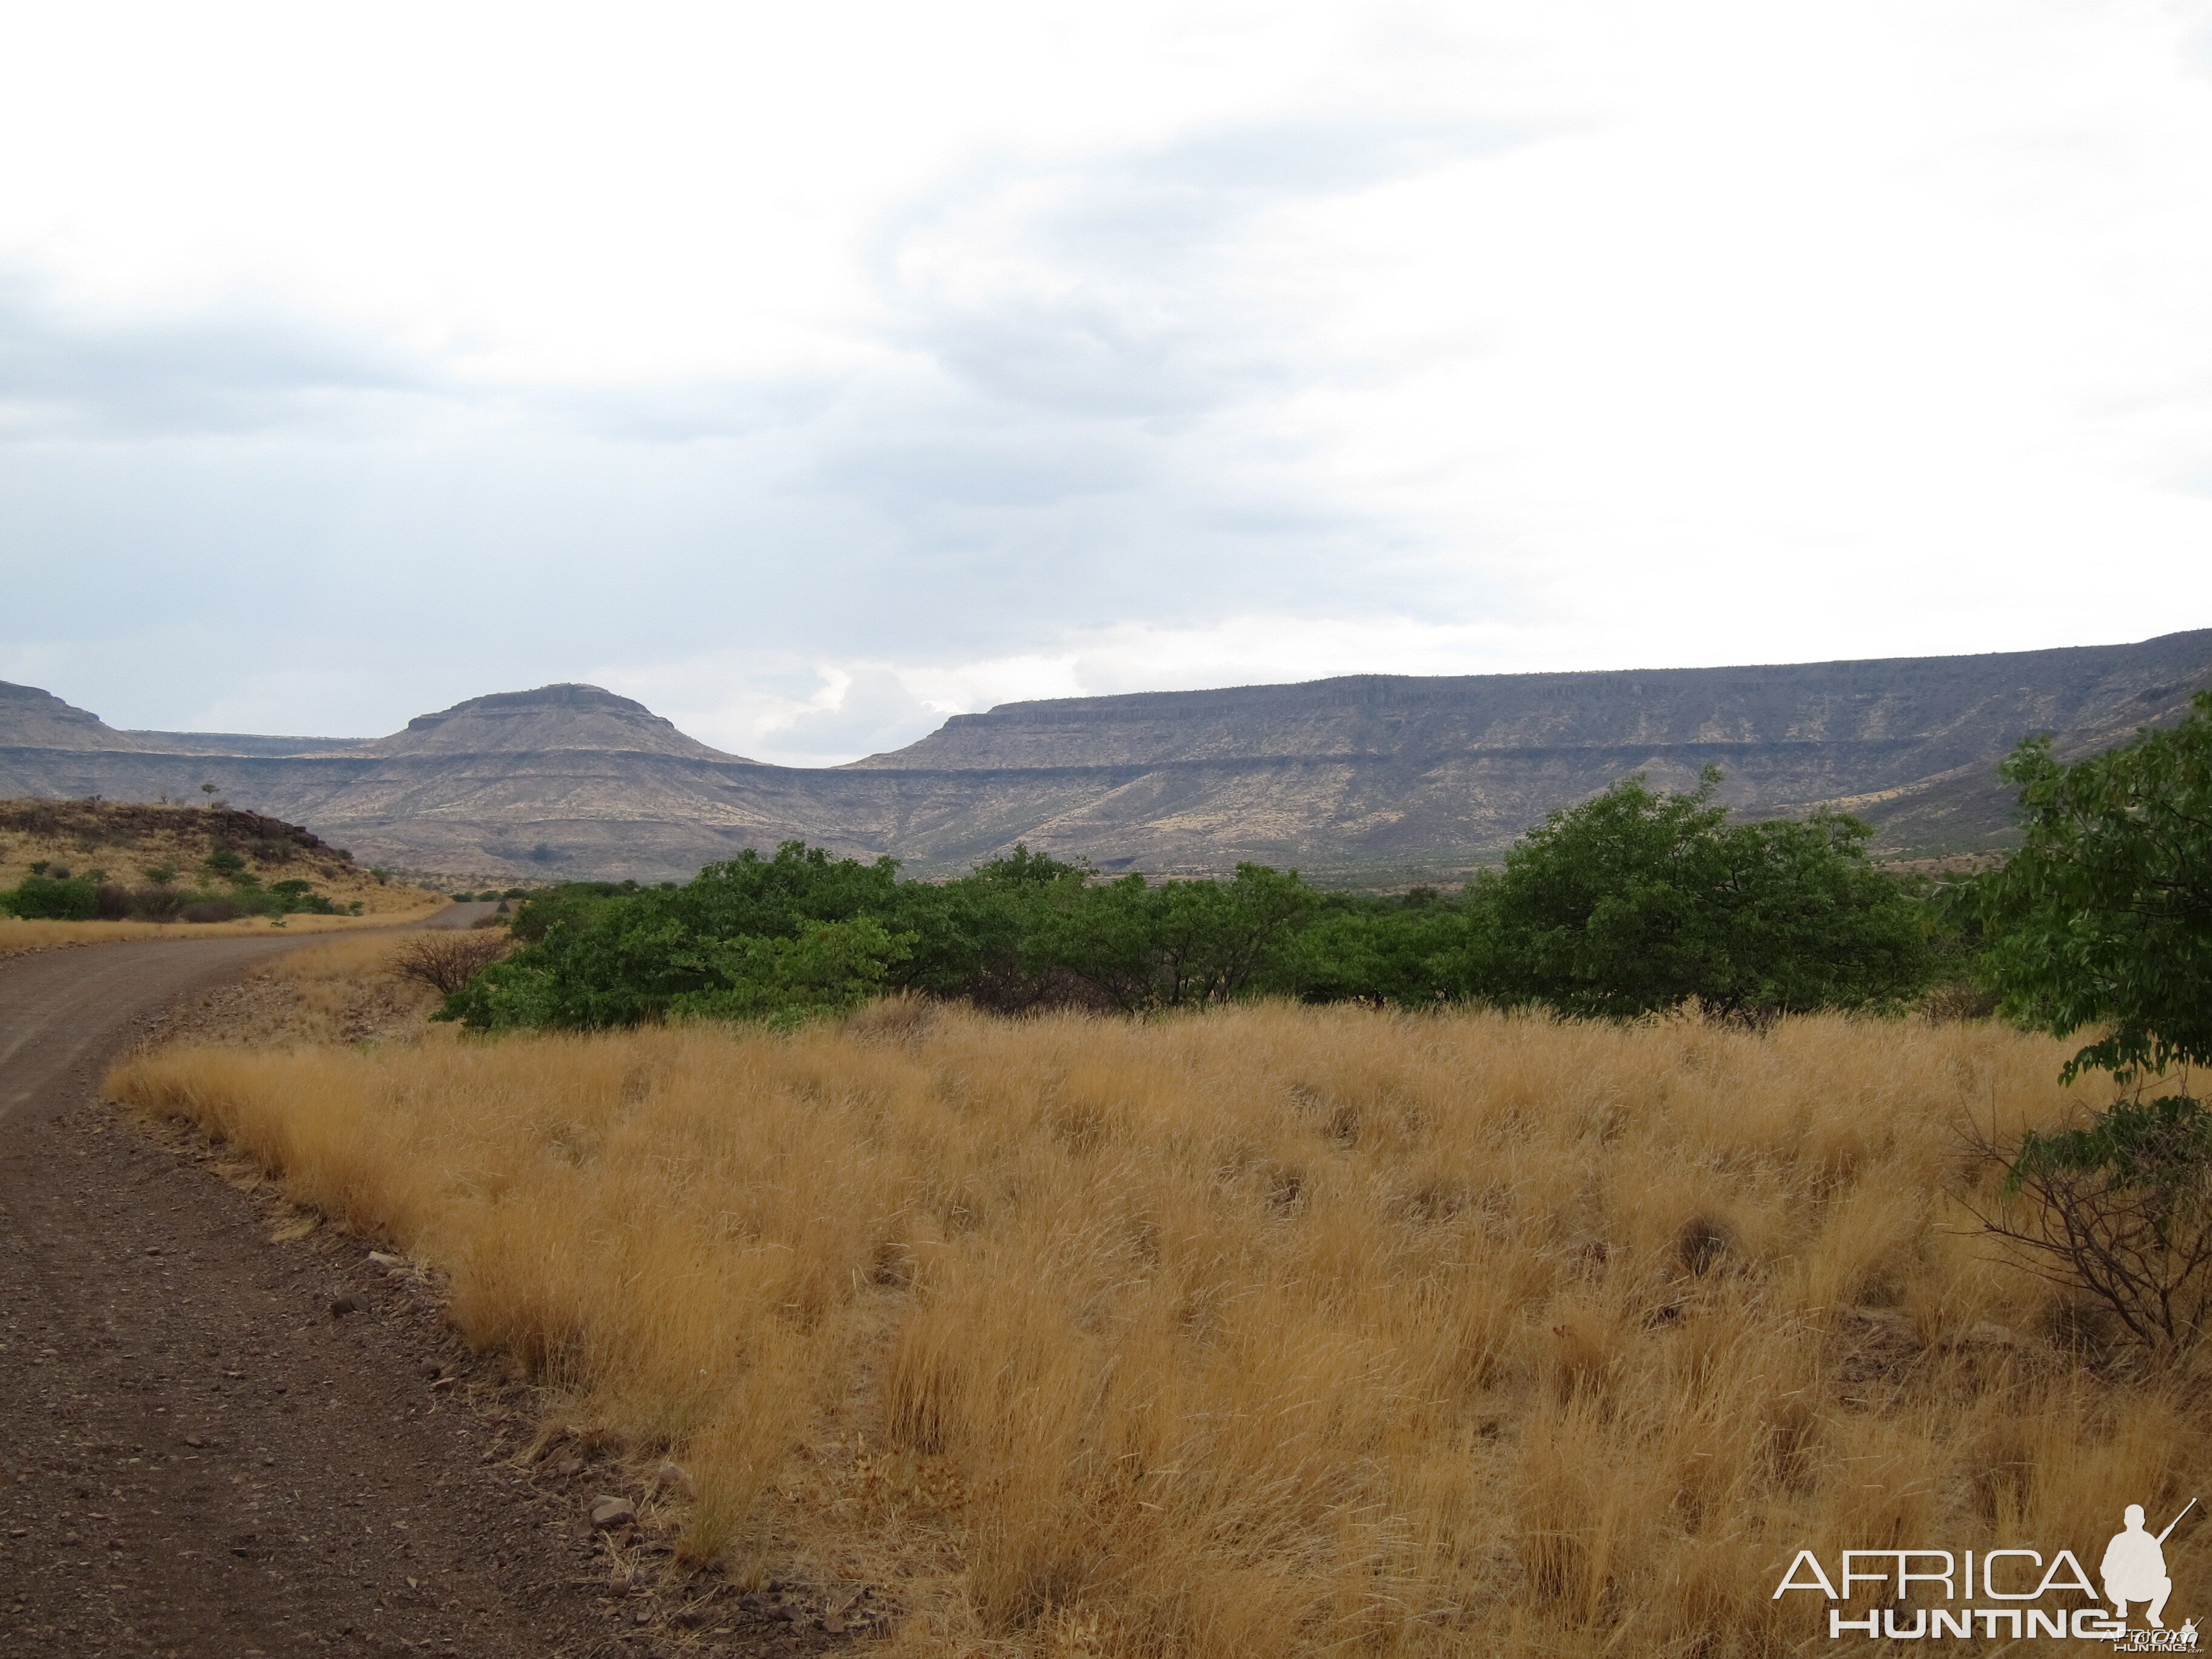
[0,899,449,957]
[109,1004,2208,1655]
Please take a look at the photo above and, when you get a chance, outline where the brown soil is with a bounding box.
[0,925,865,1658]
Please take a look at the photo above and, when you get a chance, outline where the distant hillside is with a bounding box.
[2,629,2208,882]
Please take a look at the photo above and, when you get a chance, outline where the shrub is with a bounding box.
[132,885,186,922]
[1949,694,2212,1350]
[180,898,240,923]
[1971,1094,2212,1350]
[1949,691,2212,1087]
[1463,768,1930,1020]
[391,931,512,996]
[204,847,247,880]
[5,875,99,920]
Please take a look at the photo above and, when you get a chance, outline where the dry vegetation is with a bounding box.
[135,933,465,1050]
[0,903,451,958]
[0,796,436,912]
[107,1000,2209,1656]
[0,797,445,956]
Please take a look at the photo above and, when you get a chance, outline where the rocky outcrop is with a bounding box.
[4,632,2209,882]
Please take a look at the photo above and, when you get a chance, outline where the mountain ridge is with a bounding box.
[5,628,2209,882]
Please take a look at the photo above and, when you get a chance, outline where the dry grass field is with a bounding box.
[109,999,2208,1656]
[0,899,449,957]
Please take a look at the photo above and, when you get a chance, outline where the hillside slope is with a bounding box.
[0,798,435,914]
[3,630,2208,881]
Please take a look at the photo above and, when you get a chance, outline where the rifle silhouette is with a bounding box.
[2157,1499,2199,1546]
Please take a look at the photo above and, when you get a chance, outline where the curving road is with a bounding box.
[0,908,659,1658]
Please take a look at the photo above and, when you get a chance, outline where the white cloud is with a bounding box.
[4,1,2211,749]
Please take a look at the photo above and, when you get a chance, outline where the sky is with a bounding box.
[4,1,2211,765]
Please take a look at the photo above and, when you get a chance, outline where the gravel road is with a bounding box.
[0,915,848,1658]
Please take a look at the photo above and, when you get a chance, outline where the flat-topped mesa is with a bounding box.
[360,685,753,763]
[846,630,2212,775]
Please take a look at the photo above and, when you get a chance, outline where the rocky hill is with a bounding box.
[3,629,2208,883]
[0,797,433,914]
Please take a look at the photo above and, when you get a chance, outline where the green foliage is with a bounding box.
[1022,864,1319,1011]
[2009,1093,2212,1199]
[1464,769,1929,1020]
[1259,887,1469,1006]
[1949,692,2212,1085]
[0,870,341,923]
[443,845,914,1031]
[438,780,1939,1035]
[203,846,247,880]
[4,874,99,920]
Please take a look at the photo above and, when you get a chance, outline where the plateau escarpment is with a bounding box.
[3,629,2209,883]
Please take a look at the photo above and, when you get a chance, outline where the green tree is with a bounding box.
[1260,888,1470,1007]
[1951,691,2212,1085]
[1027,864,1319,1011]
[1466,768,1928,1020]
[443,843,916,1030]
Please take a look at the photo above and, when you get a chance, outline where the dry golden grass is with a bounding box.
[132,933,457,1050]
[108,1003,2210,1656]
[0,900,449,958]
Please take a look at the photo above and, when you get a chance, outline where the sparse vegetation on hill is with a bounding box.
[0,797,433,926]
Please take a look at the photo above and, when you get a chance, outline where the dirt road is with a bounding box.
[0,914,666,1657]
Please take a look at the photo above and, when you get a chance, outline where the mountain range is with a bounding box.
[4,629,2209,883]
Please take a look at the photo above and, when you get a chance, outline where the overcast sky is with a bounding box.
[4,2,2211,764]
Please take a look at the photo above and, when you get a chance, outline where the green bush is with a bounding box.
[1949,691,2212,1085]
[438,778,1939,1035]
[4,874,100,920]
[1460,769,1930,1021]
[1942,695,2212,1349]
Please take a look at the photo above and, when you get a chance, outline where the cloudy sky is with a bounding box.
[4,2,2211,764]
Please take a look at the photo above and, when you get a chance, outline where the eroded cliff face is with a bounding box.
[4,632,2209,882]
